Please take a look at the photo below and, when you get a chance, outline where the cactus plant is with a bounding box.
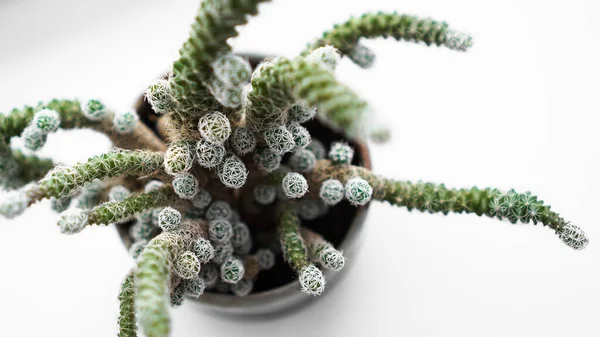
[0,2,588,337]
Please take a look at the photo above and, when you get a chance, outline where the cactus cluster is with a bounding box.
[0,2,588,337]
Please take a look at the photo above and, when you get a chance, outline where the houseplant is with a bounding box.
[0,1,588,337]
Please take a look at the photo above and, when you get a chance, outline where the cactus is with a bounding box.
[287,123,311,150]
[157,207,183,231]
[0,2,587,337]
[32,109,61,133]
[164,141,195,176]
[230,126,256,155]
[231,221,251,249]
[263,125,296,154]
[205,200,233,221]
[192,237,215,263]
[195,138,226,168]
[113,110,139,134]
[344,177,373,206]
[220,257,245,284]
[174,251,201,279]
[255,248,276,270]
[197,112,231,144]
[328,142,354,165]
[319,178,345,206]
[306,45,341,70]
[208,219,233,243]
[281,172,309,198]
[217,154,248,188]
[184,275,207,299]
[117,271,138,337]
[108,185,131,202]
[289,148,317,172]
[302,227,345,271]
[172,173,198,199]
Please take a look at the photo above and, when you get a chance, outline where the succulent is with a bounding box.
[344,177,373,206]
[184,275,207,299]
[208,219,233,243]
[172,172,199,199]
[157,207,183,231]
[164,141,195,176]
[328,142,354,165]
[220,258,245,284]
[0,3,587,337]
[195,138,226,168]
[113,110,139,134]
[289,148,317,172]
[230,127,256,155]
[192,237,215,263]
[319,178,345,206]
[21,126,47,151]
[253,184,276,205]
[174,251,201,279]
[255,248,276,270]
[32,109,60,133]
[282,172,309,198]
[108,185,131,202]
[205,200,233,221]
[82,99,108,120]
[146,79,177,115]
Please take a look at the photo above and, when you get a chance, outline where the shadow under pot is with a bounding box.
[115,53,371,315]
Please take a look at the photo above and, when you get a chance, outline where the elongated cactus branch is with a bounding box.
[87,185,178,226]
[135,232,186,337]
[301,227,345,271]
[279,206,326,295]
[1,99,165,151]
[247,57,367,133]
[35,150,164,201]
[118,271,137,337]
[170,0,270,115]
[303,12,473,61]
[308,160,588,249]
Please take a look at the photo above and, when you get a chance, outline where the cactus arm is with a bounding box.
[36,150,164,201]
[301,227,345,271]
[278,206,326,295]
[247,57,367,133]
[117,271,137,337]
[0,105,36,144]
[1,99,165,151]
[169,0,270,115]
[302,12,473,66]
[308,160,588,250]
[135,233,186,337]
[87,185,177,226]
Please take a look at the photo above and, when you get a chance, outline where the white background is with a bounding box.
[1,0,599,336]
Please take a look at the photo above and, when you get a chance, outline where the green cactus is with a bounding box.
[118,271,138,337]
[303,12,472,59]
[0,2,587,336]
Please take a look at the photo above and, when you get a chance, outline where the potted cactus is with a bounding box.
[0,1,588,337]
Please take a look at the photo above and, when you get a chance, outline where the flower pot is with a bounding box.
[115,53,371,315]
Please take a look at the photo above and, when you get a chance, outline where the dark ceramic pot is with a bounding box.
[116,53,371,315]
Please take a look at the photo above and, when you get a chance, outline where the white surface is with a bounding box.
[1,0,599,336]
